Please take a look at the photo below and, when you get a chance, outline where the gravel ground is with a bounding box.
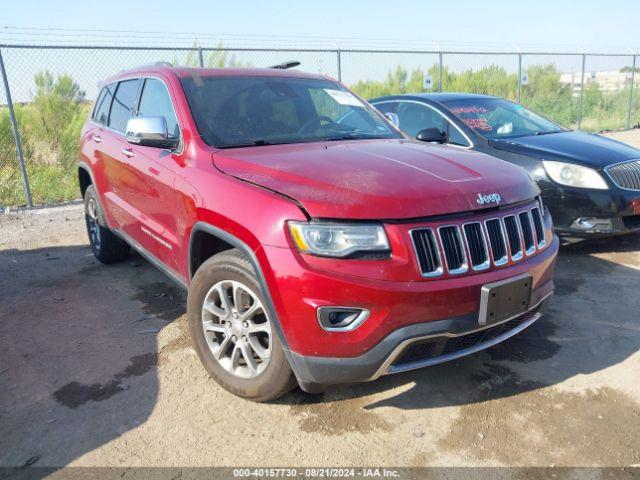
[603,129,640,148]
[1,132,640,471]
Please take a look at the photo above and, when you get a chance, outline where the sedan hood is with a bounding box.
[213,139,538,220]
[489,130,640,168]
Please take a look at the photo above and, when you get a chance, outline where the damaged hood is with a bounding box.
[213,139,539,219]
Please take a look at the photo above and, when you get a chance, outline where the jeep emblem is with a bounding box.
[477,193,501,205]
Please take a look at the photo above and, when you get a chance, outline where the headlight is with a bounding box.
[288,221,390,257]
[542,161,608,190]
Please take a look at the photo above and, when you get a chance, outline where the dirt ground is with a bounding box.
[603,129,640,148]
[1,132,640,471]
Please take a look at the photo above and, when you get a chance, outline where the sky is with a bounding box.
[1,0,638,103]
[2,0,639,52]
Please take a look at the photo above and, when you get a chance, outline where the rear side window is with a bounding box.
[138,78,180,138]
[108,79,140,132]
[93,84,115,125]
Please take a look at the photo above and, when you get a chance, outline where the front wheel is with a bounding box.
[187,249,296,402]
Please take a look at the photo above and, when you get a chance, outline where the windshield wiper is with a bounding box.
[534,130,564,136]
[325,132,390,141]
[220,139,280,148]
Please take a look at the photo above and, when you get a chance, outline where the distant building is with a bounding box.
[560,70,634,93]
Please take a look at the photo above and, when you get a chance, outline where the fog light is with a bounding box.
[570,217,613,231]
[317,307,370,331]
[572,217,596,229]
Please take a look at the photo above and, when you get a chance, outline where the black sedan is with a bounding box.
[370,93,640,241]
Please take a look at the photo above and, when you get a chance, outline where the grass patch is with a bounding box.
[1,163,79,208]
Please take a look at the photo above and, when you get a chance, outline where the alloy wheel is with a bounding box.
[201,280,271,379]
[86,198,101,249]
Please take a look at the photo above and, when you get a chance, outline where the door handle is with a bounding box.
[93,135,102,143]
[121,148,135,158]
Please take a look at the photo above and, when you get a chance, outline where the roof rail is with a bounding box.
[121,61,173,72]
[269,61,301,70]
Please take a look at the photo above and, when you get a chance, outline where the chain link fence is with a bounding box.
[1,44,638,208]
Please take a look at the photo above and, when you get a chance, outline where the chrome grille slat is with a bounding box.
[463,222,490,271]
[411,203,546,277]
[503,215,523,260]
[606,160,640,190]
[438,226,468,274]
[485,218,508,266]
[531,207,545,248]
[518,211,535,255]
[410,229,442,277]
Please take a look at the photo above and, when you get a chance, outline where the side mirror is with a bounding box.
[415,127,447,144]
[384,112,400,128]
[126,116,178,149]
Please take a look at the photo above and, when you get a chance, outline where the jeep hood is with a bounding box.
[212,139,538,220]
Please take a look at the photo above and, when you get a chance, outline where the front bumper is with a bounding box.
[288,291,553,392]
[258,221,558,389]
[540,180,640,239]
[260,232,558,359]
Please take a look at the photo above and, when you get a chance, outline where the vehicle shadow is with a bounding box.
[0,244,184,473]
[283,236,640,410]
[561,231,640,255]
[1,237,639,471]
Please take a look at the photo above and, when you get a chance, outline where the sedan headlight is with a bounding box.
[542,161,608,190]
[288,221,390,257]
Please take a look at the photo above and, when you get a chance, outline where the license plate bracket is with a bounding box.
[478,274,532,326]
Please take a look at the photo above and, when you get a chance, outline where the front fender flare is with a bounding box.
[188,221,290,351]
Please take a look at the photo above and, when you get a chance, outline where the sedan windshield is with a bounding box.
[179,75,401,148]
[443,98,564,139]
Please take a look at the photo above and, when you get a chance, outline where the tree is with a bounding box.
[176,41,251,68]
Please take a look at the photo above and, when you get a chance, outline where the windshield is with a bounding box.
[443,98,564,139]
[179,75,401,148]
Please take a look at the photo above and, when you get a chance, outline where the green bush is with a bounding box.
[2,63,639,208]
[0,72,87,207]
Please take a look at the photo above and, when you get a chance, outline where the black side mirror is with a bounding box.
[415,128,447,144]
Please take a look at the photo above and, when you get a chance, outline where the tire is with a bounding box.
[84,185,130,263]
[187,249,296,402]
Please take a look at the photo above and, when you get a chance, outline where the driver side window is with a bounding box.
[137,78,180,139]
[396,102,446,137]
[395,101,470,147]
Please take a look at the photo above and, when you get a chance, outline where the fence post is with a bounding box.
[438,52,443,92]
[627,54,636,129]
[0,49,33,207]
[198,47,204,67]
[577,53,586,129]
[337,49,342,82]
[517,53,522,103]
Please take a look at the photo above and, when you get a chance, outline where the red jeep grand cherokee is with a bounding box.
[79,65,558,401]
